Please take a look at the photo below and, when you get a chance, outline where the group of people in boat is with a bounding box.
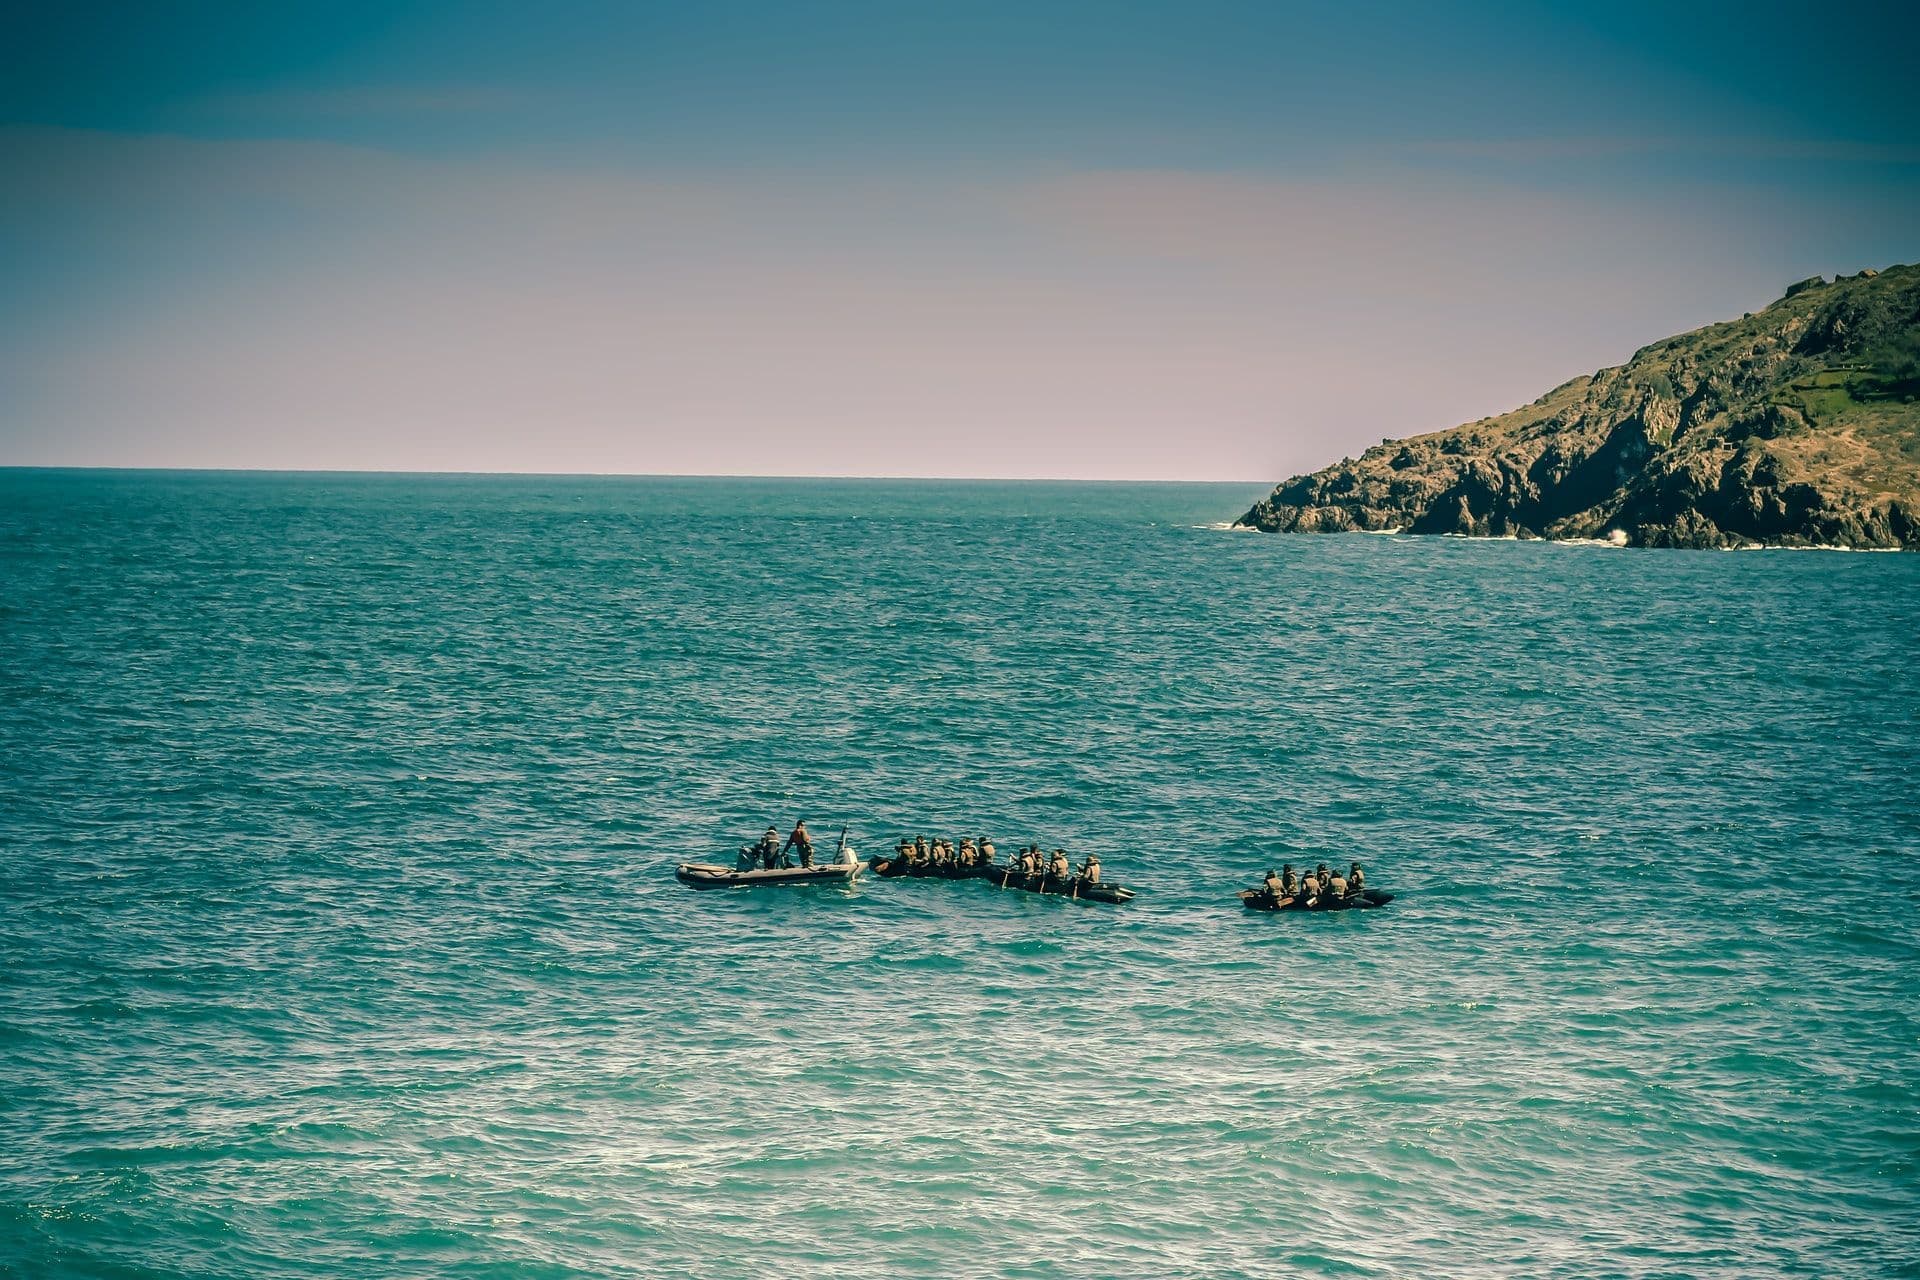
[889,835,1102,885]
[738,819,824,871]
[1259,861,1365,906]
[891,834,996,869]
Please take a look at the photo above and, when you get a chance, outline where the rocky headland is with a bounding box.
[1237,264,1920,549]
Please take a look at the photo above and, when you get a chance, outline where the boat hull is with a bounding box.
[868,857,995,880]
[867,857,1133,904]
[986,866,1134,905]
[1240,888,1393,912]
[676,861,861,889]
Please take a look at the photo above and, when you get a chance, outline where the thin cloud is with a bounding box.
[1394,134,1920,165]
[188,84,533,120]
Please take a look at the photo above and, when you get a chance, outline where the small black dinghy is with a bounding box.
[866,856,983,881]
[866,855,1135,905]
[987,865,1135,906]
[1239,887,1393,912]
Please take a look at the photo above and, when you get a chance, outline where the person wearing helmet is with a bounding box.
[1349,862,1365,894]
[1281,863,1299,897]
[1262,868,1285,904]
[1078,852,1101,885]
[1048,849,1070,882]
[978,836,996,866]
[1327,866,1349,899]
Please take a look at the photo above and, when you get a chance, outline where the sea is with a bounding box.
[2,470,1916,1279]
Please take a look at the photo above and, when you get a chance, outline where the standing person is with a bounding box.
[743,827,777,871]
[784,820,814,869]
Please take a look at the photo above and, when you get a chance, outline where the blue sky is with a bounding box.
[4,1,1917,477]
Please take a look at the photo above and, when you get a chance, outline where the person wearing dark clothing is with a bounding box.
[742,826,779,871]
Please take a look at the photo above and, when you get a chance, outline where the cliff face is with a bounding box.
[1237,264,1920,549]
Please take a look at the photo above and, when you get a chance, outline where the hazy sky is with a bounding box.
[4,1,1918,479]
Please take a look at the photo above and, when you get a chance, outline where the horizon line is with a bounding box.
[0,464,1278,485]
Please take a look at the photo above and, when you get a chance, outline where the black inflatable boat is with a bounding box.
[867,856,1134,905]
[1239,887,1393,912]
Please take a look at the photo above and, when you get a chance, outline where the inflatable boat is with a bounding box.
[1239,887,1393,912]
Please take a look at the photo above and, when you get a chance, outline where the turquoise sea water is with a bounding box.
[2,470,1917,1279]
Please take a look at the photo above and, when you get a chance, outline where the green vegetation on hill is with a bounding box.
[1237,264,1920,549]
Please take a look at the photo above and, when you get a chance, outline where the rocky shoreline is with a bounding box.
[1236,265,1920,550]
